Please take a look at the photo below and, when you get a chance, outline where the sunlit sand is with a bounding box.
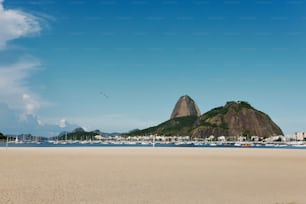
[1,147,306,204]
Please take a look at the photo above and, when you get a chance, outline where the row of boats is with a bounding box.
[45,140,306,148]
[3,137,306,148]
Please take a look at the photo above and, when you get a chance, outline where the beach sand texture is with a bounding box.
[1,147,306,204]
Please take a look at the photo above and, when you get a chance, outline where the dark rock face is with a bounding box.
[170,95,201,119]
[192,101,284,138]
[127,99,284,138]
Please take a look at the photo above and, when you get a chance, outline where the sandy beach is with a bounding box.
[1,147,306,204]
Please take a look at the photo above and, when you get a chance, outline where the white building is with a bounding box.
[217,136,226,142]
[295,132,306,141]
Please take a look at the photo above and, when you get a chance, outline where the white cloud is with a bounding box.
[22,93,40,115]
[0,58,41,115]
[0,103,78,136]
[59,118,67,128]
[0,0,41,50]
[0,1,80,137]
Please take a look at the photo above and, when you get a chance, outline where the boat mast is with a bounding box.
[153,134,155,148]
[6,136,8,150]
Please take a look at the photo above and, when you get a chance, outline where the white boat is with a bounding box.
[14,136,24,144]
[234,142,241,147]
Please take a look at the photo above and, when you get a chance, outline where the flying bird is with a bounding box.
[99,91,109,98]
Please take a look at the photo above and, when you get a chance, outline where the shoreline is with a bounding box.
[1,140,306,150]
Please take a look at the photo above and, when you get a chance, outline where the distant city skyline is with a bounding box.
[0,0,306,136]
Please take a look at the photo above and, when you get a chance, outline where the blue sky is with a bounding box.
[0,0,306,136]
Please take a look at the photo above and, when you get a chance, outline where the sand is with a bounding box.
[1,147,306,204]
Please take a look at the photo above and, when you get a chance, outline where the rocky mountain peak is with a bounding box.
[192,101,283,138]
[128,98,283,139]
[170,95,201,119]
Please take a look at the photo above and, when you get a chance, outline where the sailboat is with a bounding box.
[15,135,24,144]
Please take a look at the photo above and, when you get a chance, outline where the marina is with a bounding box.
[1,140,306,149]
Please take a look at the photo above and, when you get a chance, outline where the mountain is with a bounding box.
[72,127,86,133]
[55,128,121,140]
[128,116,198,136]
[128,95,200,136]
[170,95,201,119]
[127,97,283,138]
[191,101,283,138]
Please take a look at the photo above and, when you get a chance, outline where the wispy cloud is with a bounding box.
[0,0,80,136]
[0,58,41,115]
[59,118,68,128]
[0,0,41,50]
[0,102,78,136]
[0,1,46,134]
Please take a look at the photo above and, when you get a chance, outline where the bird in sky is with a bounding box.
[99,91,109,98]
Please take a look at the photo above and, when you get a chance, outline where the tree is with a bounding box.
[0,132,6,140]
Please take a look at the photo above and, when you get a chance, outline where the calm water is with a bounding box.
[1,142,306,150]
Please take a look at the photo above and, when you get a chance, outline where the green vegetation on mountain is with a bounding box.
[0,132,6,140]
[127,98,284,138]
[192,101,283,138]
[127,116,198,136]
[55,128,100,140]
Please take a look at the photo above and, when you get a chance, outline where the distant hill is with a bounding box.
[127,96,283,138]
[56,128,120,140]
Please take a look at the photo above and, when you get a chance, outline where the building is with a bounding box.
[295,132,306,141]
